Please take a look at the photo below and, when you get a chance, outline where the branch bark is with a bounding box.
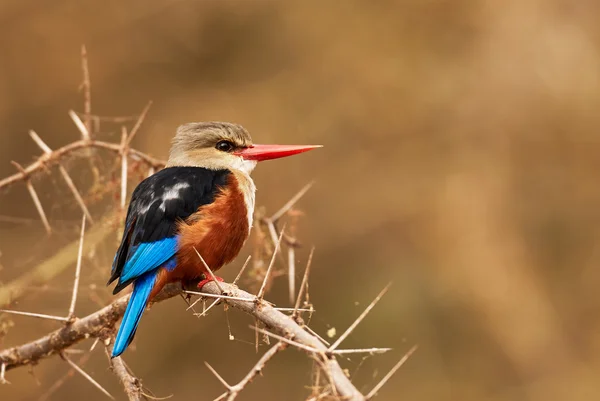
[0,281,365,400]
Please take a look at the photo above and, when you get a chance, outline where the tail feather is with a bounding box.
[112,270,158,357]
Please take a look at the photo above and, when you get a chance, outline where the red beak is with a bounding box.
[234,144,322,161]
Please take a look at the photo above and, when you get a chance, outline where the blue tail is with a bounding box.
[112,271,158,357]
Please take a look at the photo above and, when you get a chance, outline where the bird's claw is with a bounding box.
[197,275,224,290]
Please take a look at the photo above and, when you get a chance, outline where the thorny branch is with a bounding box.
[0,51,414,401]
[0,279,413,400]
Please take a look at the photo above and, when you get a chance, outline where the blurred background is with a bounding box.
[2,0,600,400]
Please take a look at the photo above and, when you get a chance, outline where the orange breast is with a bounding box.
[172,174,250,281]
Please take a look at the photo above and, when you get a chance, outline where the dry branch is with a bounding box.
[107,351,144,401]
[0,139,164,191]
[0,280,367,400]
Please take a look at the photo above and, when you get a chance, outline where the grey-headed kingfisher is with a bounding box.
[108,122,320,357]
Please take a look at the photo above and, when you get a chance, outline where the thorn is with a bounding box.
[0,362,9,384]
[193,247,225,294]
[332,347,393,355]
[303,326,331,346]
[328,282,392,352]
[293,247,315,319]
[233,255,252,285]
[0,309,69,322]
[67,214,86,321]
[257,225,285,300]
[365,345,418,399]
[125,101,153,146]
[120,127,128,210]
[288,245,296,305]
[61,352,115,399]
[57,164,94,224]
[14,163,52,234]
[29,130,53,154]
[204,361,231,390]
[249,325,320,354]
[270,181,314,222]
[68,110,90,142]
[183,290,253,303]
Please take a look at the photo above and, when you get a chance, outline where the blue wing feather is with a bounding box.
[112,270,158,357]
[118,237,179,283]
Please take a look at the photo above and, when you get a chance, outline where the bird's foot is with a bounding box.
[197,275,224,290]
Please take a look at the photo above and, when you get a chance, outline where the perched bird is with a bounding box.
[107,122,320,357]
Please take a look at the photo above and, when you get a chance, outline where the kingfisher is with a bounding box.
[107,122,320,357]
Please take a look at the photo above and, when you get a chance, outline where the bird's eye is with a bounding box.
[215,140,234,152]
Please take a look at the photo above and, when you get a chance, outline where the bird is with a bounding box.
[107,122,320,357]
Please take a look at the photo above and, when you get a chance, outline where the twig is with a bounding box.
[125,101,152,146]
[257,226,285,300]
[80,44,92,138]
[120,127,129,209]
[328,283,392,352]
[107,350,143,401]
[0,139,164,191]
[0,309,69,322]
[61,352,114,399]
[293,247,315,319]
[0,222,113,306]
[67,214,86,321]
[365,345,418,400]
[207,342,284,401]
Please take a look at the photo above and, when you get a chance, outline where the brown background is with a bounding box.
[2,1,600,400]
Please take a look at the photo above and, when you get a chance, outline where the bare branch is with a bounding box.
[0,139,164,191]
[1,281,366,400]
[208,342,284,401]
[328,283,392,352]
[366,345,418,400]
[107,350,143,401]
[67,214,86,320]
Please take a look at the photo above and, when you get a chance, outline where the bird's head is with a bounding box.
[167,122,321,174]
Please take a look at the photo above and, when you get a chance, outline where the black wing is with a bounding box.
[108,166,230,293]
